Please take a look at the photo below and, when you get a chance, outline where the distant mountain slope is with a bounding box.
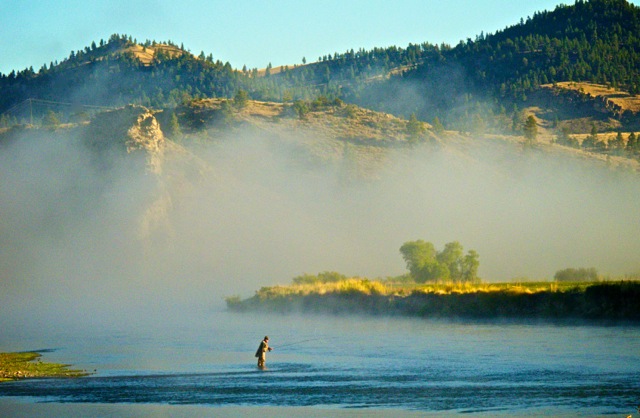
[1,0,640,136]
[350,0,640,129]
[0,34,244,116]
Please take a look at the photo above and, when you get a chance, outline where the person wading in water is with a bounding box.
[255,336,273,369]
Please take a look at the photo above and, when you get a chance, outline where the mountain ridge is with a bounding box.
[2,1,639,128]
[1,0,640,169]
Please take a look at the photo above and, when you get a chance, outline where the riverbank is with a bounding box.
[226,280,640,321]
[0,352,90,382]
[0,398,596,418]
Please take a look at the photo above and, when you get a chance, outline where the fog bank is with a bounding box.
[1,127,640,332]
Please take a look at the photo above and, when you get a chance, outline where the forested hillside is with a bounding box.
[349,0,640,130]
[1,0,640,137]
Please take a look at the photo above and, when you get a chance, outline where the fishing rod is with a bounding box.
[275,337,327,349]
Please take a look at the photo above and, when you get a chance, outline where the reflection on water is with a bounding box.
[1,311,639,416]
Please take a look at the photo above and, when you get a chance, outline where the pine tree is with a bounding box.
[407,113,426,141]
[627,132,638,154]
[432,116,445,134]
[611,131,624,154]
[583,123,598,149]
[233,89,249,109]
[523,115,538,146]
[168,112,181,138]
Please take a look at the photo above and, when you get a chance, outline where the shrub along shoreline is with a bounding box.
[226,280,640,322]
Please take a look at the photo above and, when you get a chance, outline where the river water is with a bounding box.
[1,310,638,417]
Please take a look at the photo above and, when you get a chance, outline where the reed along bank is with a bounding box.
[226,280,640,322]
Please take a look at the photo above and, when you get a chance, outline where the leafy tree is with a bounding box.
[437,241,464,281]
[399,240,437,281]
[461,250,480,283]
[426,262,451,282]
[400,240,480,283]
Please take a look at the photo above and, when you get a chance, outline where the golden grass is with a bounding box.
[254,278,598,299]
[257,278,387,297]
[228,279,640,319]
[544,81,640,113]
[122,43,188,66]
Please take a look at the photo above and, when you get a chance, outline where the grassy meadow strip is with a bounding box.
[226,279,640,321]
[0,352,91,382]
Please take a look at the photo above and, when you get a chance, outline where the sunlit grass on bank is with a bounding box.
[0,352,91,382]
[240,278,602,299]
[227,276,640,321]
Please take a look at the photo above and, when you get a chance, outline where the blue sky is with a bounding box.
[1,0,636,75]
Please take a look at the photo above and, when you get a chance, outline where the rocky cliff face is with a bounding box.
[83,105,166,173]
[82,105,204,245]
[125,108,166,175]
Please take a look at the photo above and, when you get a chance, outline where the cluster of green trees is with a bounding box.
[554,125,640,158]
[399,240,480,283]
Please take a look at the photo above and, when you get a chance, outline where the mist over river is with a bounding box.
[1,310,638,417]
[2,126,640,416]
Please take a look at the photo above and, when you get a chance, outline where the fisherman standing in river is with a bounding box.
[255,336,272,369]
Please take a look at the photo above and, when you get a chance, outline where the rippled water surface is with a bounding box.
[1,311,639,416]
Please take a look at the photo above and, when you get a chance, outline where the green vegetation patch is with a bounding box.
[0,352,91,382]
[227,240,640,321]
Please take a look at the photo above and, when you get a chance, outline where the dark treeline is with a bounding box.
[351,0,640,130]
[227,281,640,322]
[2,0,640,132]
[0,34,250,116]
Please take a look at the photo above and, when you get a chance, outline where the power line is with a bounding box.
[23,98,115,111]
[1,98,117,125]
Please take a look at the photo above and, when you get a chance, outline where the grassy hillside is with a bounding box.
[165,97,640,174]
[2,1,640,137]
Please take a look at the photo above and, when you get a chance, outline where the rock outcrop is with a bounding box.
[83,105,166,173]
[82,105,205,245]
